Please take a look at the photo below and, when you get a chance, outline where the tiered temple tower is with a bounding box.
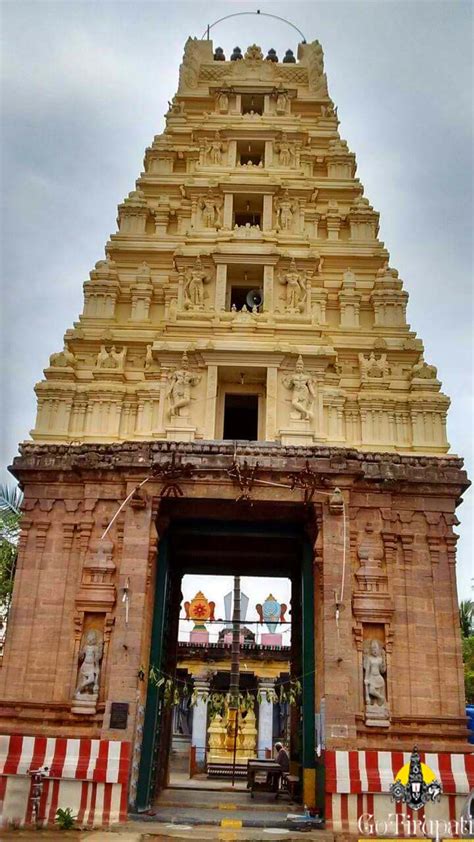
[1,37,471,830]
[31,39,449,452]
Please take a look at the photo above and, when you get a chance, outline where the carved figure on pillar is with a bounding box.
[167,352,200,418]
[72,629,103,713]
[207,131,225,165]
[276,134,293,167]
[216,89,230,113]
[283,356,315,420]
[199,191,222,228]
[363,639,390,726]
[183,256,210,310]
[275,190,295,231]
[278,259,307,313]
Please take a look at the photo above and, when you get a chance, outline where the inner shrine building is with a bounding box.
[0,33,471,831]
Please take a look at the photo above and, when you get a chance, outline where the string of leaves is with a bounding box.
[147,665,301,715]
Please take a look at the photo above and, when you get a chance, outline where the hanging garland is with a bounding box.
[146,665,302,716]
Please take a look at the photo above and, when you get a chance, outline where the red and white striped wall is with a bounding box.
[0,735,130,828]
[325,750,474,833]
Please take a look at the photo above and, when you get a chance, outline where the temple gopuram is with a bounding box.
[1,33,472,832]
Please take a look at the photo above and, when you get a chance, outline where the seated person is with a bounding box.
[274,741,290,774]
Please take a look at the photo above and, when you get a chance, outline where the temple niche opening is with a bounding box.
[0,30,471,833]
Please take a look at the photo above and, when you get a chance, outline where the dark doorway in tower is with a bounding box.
[223,394,259,441]
[135,509,316,809]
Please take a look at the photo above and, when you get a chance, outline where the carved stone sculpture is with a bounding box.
[96,345,127,370]
[278,259,307,313]
[359,352,390,381]
[411,356,438,380]
[144,344,154,370]
[276,134,293,167]
[183,257,210,310]
[275,190,294,231]
[363,639,389,725]
[199,191,222,228]
[72,629,103,712]
[283,356,315,420]
[167,352,200,418]
[207,131,225,165]
[272,85,288,113]
[216,90,229,112]
[49,343,76,368]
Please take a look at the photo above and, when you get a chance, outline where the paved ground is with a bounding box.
[0,827,331,841]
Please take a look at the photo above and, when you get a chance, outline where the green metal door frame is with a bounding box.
[136,533,170,810]
[301,538,317,807]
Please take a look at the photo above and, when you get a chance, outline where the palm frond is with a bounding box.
[0,484,23,517]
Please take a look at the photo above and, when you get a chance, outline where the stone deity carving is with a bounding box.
[363,639,388,716]
[216,90,229,113]
[278,259,307,313]
[275,190,295,231]
[167,352,200,418]
[411,356,437,380]
[359,352,389,381]
[183,257,210,310]
[273,86,288,113]
[74,629,103,699]
[199,192,222,228]
[96,345,127,370]
[144,344,154,370]
[283,356,315,420]
[276,134,293,167]
[49,342,76,368]
[208,131,225,165]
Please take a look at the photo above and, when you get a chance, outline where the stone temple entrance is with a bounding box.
[135,505,316,810]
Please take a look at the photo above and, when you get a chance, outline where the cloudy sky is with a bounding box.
[1,0,472,596]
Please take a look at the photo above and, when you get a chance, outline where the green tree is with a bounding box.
[459,599,474,638]
[0,484,23,643]
[459,599,474,704]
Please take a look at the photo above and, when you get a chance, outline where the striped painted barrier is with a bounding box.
[325,750,474,833]
[0,735,130,828]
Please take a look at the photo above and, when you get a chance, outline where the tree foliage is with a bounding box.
[459,599,474,704]
[0,484,23,638]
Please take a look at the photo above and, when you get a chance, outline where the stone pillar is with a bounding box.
[223,193,233,229]
[257,678,275,758]
[263,264,274,313]
[192,675,210,769]
[264,141,273,167]
[265,366,278,442]
[227,140,237,167]
[215,264,227,310]
[204,365,218,439]
[262,194,273,230]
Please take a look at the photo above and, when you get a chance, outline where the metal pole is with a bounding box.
[229,575,241,786]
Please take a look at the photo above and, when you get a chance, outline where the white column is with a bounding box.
[257,678,275,759]
[191,675,210,769]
